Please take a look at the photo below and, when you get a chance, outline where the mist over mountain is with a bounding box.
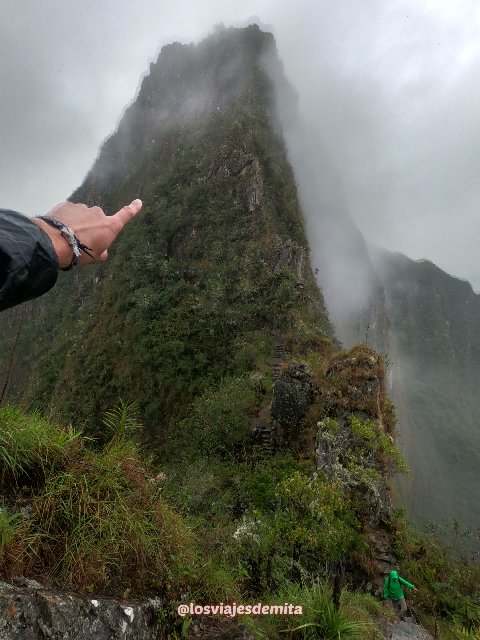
[0,25,333,434]
[269,54,480,535]
[0,21,478,578]
[280,111,480,534]
[370,247,480,533]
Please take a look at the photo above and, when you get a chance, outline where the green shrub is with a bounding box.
[245,581,369,640]
[0,406,200,598]
[232,472,363,592]
[282,582,367,640]
[0,405,82,487]
[274,472,363,560]
[393,522,480,631]
[340,591,384,640]
[167,375,259,461]
[0,508,21,547]
[102,400,142,445]
[348,415,407,472]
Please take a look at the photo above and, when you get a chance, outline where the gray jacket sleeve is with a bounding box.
[0,209,59,311]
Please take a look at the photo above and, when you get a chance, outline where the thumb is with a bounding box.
[111,198,143,231]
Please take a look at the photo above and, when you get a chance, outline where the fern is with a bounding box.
[102,401,141,445]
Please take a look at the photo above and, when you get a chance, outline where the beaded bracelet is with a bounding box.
[35,216,95,271]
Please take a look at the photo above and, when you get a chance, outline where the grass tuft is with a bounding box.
[0,404,82,487]
[245,580,371,640]
[0,404,200,598]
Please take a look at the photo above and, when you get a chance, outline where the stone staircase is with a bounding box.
[255,426,276,456]
[251,332,287,456]
[273,341,286,381]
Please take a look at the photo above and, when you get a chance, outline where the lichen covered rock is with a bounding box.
[315,414,393,522]
[271,363,314,429]
[274,239,306,281]
[0,580,162,640]
[311,346,404,583]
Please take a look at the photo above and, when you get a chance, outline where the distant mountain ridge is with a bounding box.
[275,64,480,532]
[370,246,480,532]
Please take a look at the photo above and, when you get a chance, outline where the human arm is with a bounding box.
[0,199,142,311]
[32,199,143,268]
[399,577,415,590]
[0,209,59,311]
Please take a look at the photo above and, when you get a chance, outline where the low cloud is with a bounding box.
[2,0,480,287]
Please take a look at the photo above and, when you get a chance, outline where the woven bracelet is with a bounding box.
[35,216,95,271]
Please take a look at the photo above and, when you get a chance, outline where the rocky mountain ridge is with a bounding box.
[0,22,478,639]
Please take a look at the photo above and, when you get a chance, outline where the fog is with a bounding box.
[2,0,480,289]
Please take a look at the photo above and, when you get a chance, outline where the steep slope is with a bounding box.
[0,23,403,607]
[272,63,480,534]
[371,247,480,533]
[0,25,333,436]
[1,26,479,637]
[1,23,478,542]
[270,83,391,354]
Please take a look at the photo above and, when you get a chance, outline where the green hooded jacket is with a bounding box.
[383,570,414,600]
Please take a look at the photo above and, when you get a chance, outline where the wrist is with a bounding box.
[32,218,74,269]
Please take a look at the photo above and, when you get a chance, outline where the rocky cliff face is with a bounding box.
[270,343,400,587]
[315,346,400,581]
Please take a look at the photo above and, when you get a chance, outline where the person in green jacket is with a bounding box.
[383,569,417,620]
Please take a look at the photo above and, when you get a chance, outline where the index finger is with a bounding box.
[111,199,143,231]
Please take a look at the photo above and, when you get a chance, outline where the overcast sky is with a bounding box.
[1,0,479,288]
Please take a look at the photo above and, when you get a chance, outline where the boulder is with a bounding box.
[0,580,162,640]
[271,364,314,429]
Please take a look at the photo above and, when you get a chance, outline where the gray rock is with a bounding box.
[271,364,314,428]
[0,580,163,639]
[274,240,306,280]
[12,577,44,590]
[384,620,434,640]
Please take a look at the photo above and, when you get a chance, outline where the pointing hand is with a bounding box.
[33,199,143,269]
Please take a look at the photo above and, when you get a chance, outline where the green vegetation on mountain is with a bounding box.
[0,24,478,639]
[0,26,332,438]
[0,404,199,598]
